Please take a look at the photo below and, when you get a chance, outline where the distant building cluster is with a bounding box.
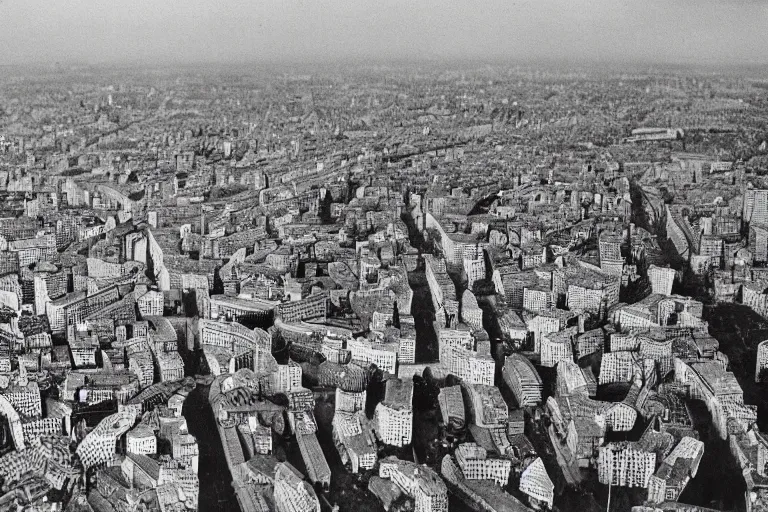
[1,62,767,512]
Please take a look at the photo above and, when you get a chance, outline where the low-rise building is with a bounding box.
[454,442,511,485]
[597,442,656,488]
[375,379,413,447]
[647,436,704,504]
[519,457,554,510]
[379,457,448,512]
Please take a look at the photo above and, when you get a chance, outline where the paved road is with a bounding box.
[182,384,239,512]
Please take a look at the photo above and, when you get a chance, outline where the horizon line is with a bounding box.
[2,55,768,73]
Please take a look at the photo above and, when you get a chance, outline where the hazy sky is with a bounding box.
[1,0,767,65]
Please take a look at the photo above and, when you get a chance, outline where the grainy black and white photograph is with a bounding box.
[0,1,767,511]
